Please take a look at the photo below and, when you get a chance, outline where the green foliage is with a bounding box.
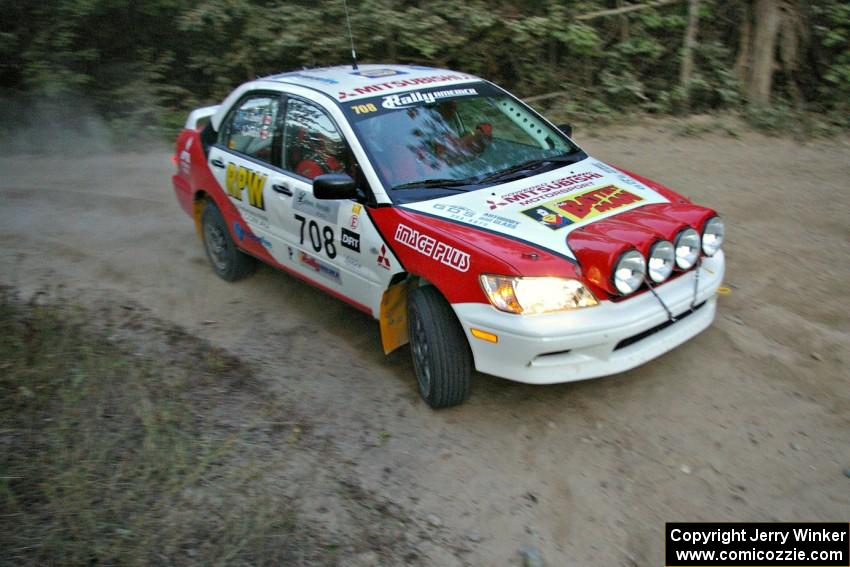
[0,0,847,140]
[810,0,850,113]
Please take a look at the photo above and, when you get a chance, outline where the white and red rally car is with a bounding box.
[172,64,725,408]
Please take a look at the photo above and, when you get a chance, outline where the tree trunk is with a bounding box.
[617,0,630,42]
[734,4,752,84]
[749,0,782,105]
[679,0,700,88]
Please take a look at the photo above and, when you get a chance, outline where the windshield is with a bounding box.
[342,82,583,202]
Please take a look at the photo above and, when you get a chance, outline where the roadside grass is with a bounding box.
[0,288,327,566]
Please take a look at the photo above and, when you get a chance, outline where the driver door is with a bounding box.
[267,94,386,313]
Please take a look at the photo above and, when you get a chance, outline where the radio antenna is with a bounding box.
[343,0,358,70]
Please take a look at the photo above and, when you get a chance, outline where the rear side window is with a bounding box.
[219,95,280,163]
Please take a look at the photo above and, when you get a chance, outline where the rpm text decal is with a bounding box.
[225,163,266,210]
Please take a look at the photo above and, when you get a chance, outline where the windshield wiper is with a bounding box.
[477,152,584,184]
[392,178,478,191]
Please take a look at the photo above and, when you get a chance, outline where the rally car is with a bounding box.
[172,64,725,408]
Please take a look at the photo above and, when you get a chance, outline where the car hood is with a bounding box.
[399,157,672,260]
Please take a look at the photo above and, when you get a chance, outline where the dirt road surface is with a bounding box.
[2,122,848,566]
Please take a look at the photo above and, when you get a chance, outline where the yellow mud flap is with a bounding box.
[380,281,409,354]
[193,197,206,239]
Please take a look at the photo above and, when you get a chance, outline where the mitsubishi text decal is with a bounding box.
[337,74,473,101]
[487,171,604,210]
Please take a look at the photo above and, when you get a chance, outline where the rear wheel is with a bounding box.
[408,285,472,408]
[201,202,256,281]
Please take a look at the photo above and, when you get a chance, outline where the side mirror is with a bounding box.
[557,123,573,138]
[313,173,357,200]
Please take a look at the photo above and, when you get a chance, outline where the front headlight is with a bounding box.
[479,275,598,315]
[702,216,724,256]
[612,249,646,295]
[674,228,700,269]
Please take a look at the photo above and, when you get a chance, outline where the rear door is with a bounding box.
[207,92,291,254]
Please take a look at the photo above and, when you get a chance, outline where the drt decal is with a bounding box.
[225,163,267,210]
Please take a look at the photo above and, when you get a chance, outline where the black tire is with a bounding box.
[408,285,473,408]
[200,202,256,282]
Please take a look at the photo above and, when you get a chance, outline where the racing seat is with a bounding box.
[290,126,346,180]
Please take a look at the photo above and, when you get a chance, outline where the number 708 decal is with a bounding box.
[295,214,337,259]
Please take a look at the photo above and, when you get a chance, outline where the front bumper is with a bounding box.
[453,251,725,384]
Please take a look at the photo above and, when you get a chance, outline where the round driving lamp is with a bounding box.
[647,240,675,283]
[702,216,725,256]
[612,249,646,295]
[674,228,700,270]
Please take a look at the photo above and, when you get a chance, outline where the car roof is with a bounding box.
[264,63,481,103]
[210,64,484,132]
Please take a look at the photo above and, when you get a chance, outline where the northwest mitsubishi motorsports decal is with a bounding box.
[400,158,669,259]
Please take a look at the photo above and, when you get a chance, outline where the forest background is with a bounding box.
[1,0,848,143]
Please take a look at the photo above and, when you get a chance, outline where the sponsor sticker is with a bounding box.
[377,244,391,270]
[591,159,647,190]
[381,88,478,109]
[351,68,407,78]
[337,74,472,100]
[232,221,272,248]
[394,223,470,272]
[434,203,475,219]
[179,137,192,174]
[225,163,267,210]
[299,251,341,283]
[478,212,519,230]
[521,207,571,230]
[283,72,338,85]
[241,209,269,229]
[341,228,361,252]
[293,189,340,223]
[432,203,520,230]
[344,255,365,271]
[554,185,643,222]
[523,185,643,227]
[487,171,604,209]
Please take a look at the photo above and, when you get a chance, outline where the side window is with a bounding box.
[283,98,351,180]
[219,95,280,163]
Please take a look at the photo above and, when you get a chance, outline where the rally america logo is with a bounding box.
[382,88,478,109]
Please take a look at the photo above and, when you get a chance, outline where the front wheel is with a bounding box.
[201,202,256,281]
[408,285,472,408]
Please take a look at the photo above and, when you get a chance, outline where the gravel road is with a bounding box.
[1,120,848,566]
